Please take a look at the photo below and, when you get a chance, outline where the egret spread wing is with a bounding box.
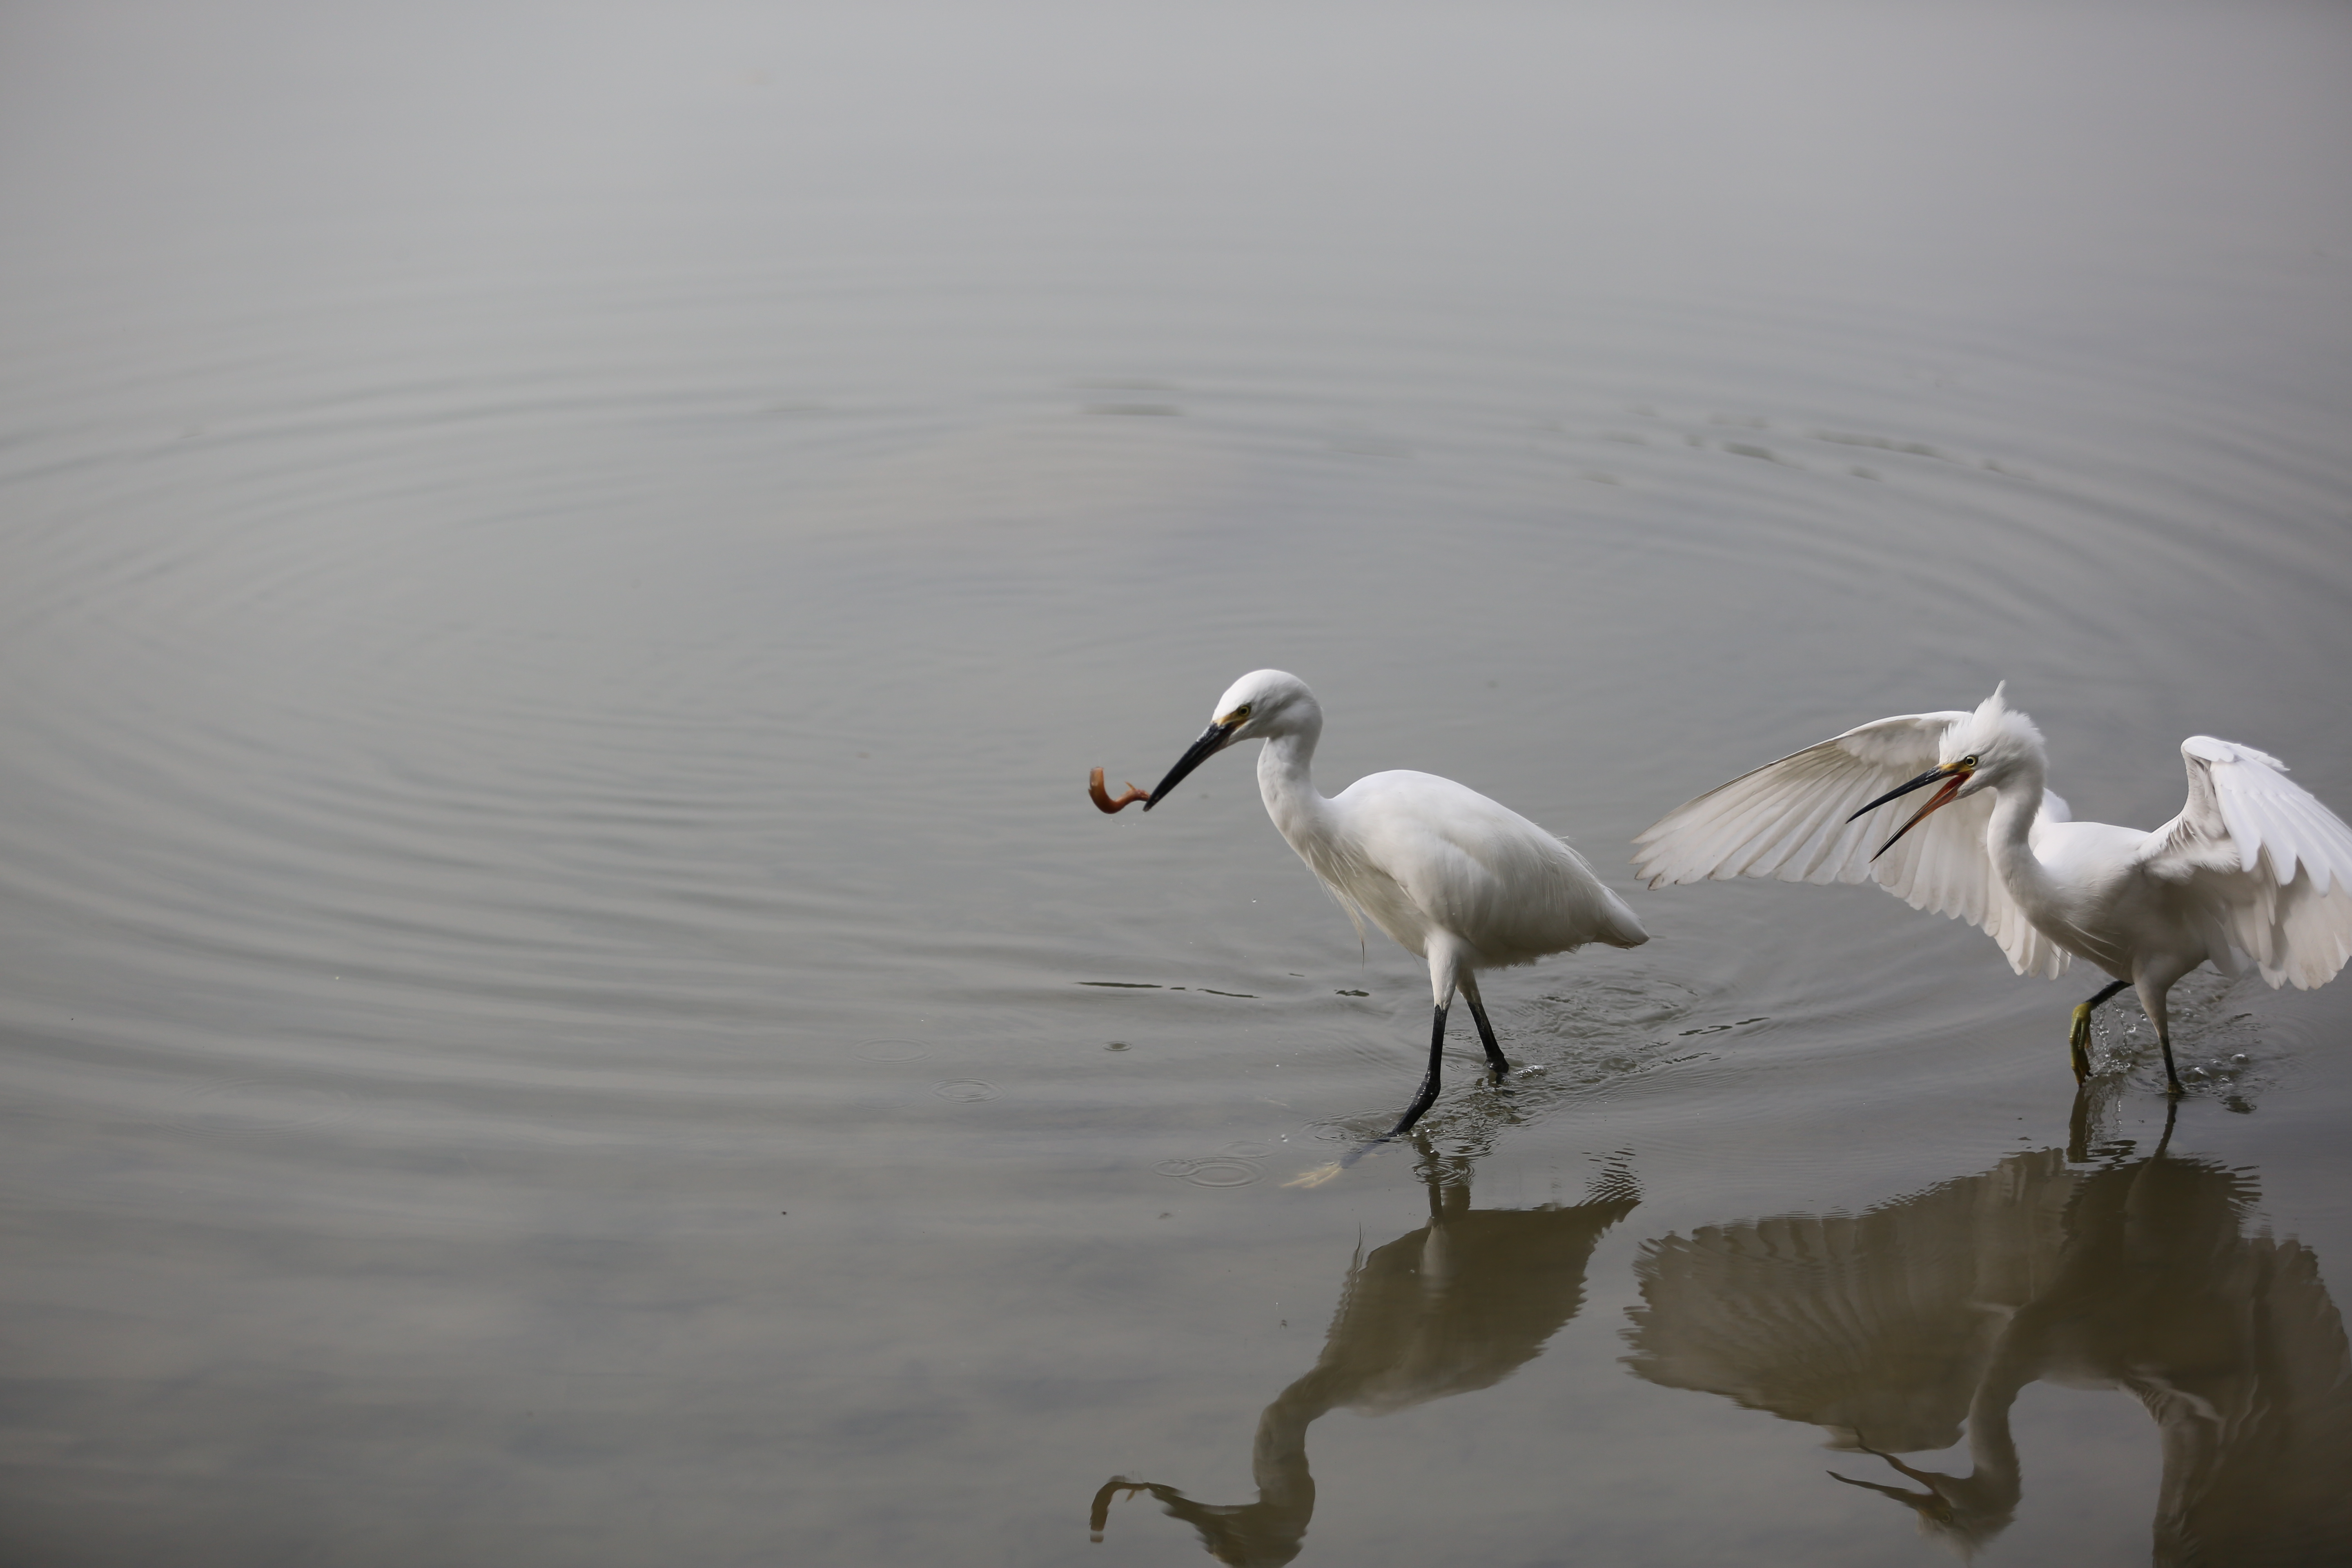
[2139,737,2352,989]
[1633,713,2068,978]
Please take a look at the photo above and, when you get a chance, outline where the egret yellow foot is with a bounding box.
[2067,1003,2095,1082]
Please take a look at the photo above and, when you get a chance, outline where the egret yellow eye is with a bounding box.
[1228,704,1252,724]
[1960,754,1979,769]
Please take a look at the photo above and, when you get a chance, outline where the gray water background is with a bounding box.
[3,3,2350,1563]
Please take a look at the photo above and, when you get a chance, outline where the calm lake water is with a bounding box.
[4,4,2350,1564]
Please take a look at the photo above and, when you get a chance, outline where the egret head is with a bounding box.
[1939,685,2046,797]
[1143,670,1318,811]
[1849,684,2045,860]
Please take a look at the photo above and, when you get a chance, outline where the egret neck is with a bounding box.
[1254,695,1331,847]
[1983,751,2052,908]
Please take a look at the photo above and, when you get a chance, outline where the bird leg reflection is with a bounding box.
[1089,767,1152,813]
[2066,1080,2100,1165]
[2066,979,2132,1081]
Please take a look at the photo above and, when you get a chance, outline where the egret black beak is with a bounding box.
[1143,719,1241,810]
[1849,764,1971,862]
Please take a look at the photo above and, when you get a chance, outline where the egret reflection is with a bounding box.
[1624,1099,2352,1562]
[1092,1149,1637,1565]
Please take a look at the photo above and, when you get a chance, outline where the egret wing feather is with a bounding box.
[1634,712,2069,978]
[2140,738,2352,989]
[1338,771,1646,965]
[1632,713,1953,886]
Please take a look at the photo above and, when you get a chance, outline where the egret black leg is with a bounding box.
[2131,975,2191,1098]
[1387,1004,1449,1138]
[2154,1020,2185,1099]
[1461,989,1510,1077]
[2067,980,2131,1081]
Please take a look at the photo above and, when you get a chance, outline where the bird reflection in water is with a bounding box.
[1091,1147,1637,1566]
[1625,1091,2352,1562]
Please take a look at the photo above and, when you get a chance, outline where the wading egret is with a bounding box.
[1632,685,2352,1094]
[1098,669,1648,1137]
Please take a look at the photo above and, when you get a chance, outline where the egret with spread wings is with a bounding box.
[1633,685,2352,1094]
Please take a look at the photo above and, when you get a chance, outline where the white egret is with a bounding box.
[1098,670,1648,1137]
[1633,685,2352,1094]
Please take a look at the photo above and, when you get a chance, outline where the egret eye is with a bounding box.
[1230,704,1252,722]
[1960,754,1979,769]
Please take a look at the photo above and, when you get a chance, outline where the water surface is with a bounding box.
[3,4,2350,1564]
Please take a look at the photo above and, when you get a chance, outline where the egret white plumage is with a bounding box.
[1102,670,1648,1137]
[1633,685,2352,1094]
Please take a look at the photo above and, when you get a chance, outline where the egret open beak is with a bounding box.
[1849,763,1972,862]
[1143,718,1241,810]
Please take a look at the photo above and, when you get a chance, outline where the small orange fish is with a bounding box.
[1089,767,1150,813]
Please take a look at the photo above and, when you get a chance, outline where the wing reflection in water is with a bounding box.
[1092,1149,1637,1566]
[1624,1097,2352,1563]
